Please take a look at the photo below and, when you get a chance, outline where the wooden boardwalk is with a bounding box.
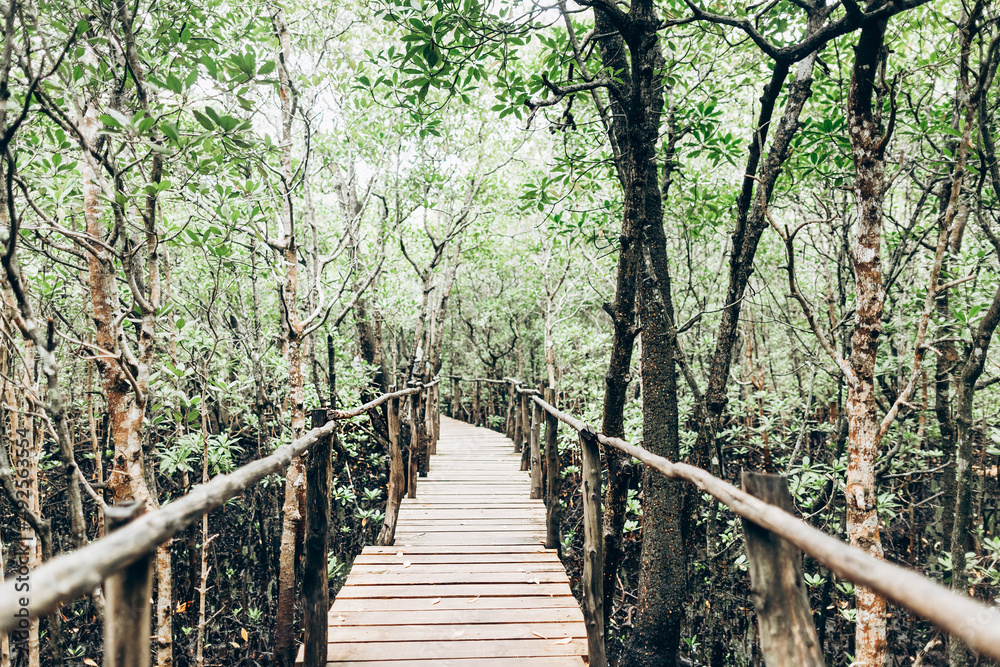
[319,416,588,666]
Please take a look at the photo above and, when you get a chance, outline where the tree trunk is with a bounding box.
[614,7,685,664]
[845,13,891,665]
[272,10,306,666]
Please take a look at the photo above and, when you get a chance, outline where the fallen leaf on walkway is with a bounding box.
[467,596,479,603]
[431,598,442,605]
[550,638,572,645]
[403,561,411,568]
[532,631,549,640]
[452,630,465,637]
[396,552,404,558]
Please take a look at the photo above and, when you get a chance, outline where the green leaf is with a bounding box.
[166,73,183,95]
[192,109,214,130]
[99,113,122,129]
[161,122,180,143]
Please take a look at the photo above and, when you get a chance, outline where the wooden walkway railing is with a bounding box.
[0,381,439,667]
[442,375,1000,666]
[6,370,1000,667]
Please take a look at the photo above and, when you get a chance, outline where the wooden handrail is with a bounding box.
[528,393,1000,661]
[329,386,420,419]
[444,375,508,384]
[0,385,429,633]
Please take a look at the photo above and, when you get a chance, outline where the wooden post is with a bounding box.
[512,390,523,452]
[434,384,440,446]
[327,334,337,409]
[529,399,543,499]
[544,388,560,550]
[407,390,420,498]
[377,396,403,545]
[303,410,332,667]
[578,426,606,667]
[452,378,460,418]
[103,501,153,667]
[741,471,824,667]
[520,392,530,471]
[474,380,482,426]
[418,385,431,475]
[426,384,436,457]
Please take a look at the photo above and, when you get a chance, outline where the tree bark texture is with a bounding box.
[741,472,824,667]
[845,12,891,665]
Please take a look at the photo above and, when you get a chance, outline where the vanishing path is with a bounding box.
[319,416,588,665]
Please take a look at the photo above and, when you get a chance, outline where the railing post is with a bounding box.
[578,426,606,667]
[452,378,461,419]
[303,410,332,667]
[543,388,561,550]
[434,384,440,444]
[741,471,824,667]
[474,380,482,426]
[426,384,436,457]
[520,391,530,471]
[103,501,152,667]
[529,398,543,499]
[377,395,404,545]
[408,388,421,497]
[512,389,523,453]
[506,386,516,440]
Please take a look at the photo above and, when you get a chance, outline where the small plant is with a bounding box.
[804,572,826,588]
[159,433,201,476]
[328,553,348,582]
[839,607,858,623]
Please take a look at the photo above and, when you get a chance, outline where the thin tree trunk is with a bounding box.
[272,9,306,666]
[844,14,891,664]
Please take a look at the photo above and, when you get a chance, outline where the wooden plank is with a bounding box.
[361,545,552,554]
[397,512,547,519]
[392,535,545,546]
[326,658,585,666]
[336,583,572,598]
[327,623,586,642]
[352,554,561,565]
[327,608,585,626]
[324,638,589,660]
[345,571,570,585]
[350,563,565,574]
[392,523,547,531]
[329,596,580,612]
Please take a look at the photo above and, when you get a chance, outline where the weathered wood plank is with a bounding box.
[326,658,585,666]
[326,608,585,626]
[361,545,551,554]
[352,554,560,565]
[345,571,570,585]
[349,563,565,574]
[327,623,586,642]
[329,596,580,612]
[325,638,589,660]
